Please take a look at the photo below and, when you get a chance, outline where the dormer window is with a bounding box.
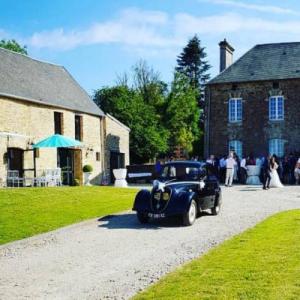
[228,98,242,122]
[269,96,284,121]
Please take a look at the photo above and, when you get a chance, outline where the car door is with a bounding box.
[201,175,216,209]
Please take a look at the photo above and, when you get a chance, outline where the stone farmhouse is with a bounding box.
[0,47,129,186]
[205,40,300,159]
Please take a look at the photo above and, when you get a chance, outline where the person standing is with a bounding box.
[294,158,300,185]
[155,160,162,178]
[262,155,271,190]
[269,156,284,188]
[206,154,217,176]
[240,155,247,184]
[225,152,236,187]
[219,155,226,183]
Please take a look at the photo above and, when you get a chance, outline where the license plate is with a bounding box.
[148,213,165,219]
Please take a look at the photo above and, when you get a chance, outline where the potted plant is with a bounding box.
[83,164,93,186]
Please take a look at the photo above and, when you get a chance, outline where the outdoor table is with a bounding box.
[246,165,261,185]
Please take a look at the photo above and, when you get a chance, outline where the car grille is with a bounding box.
[151,187,171,212]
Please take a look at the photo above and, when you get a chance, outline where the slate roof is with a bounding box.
[0,47,104,116]
[208,42,300,85]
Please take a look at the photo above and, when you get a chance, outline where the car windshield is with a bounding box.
[160,164,204,181]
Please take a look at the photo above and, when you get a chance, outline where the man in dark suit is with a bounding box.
[262,155,271,189]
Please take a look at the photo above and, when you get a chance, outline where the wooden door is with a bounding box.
[74,149,82,185]
[110,151,125,182]
[57,148,74,185]
[8,148,24,177]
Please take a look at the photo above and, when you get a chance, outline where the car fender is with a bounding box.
[132,189,151,212]
[166,191,196,214]
[214,189,222,207]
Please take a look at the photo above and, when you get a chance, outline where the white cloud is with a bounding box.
[202,0,299,15]
[29,8,175,50]
[175,12,300,35]
[22,6,300,55]
[22,6,300,63]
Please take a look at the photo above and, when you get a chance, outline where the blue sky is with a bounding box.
[1,0,300,93]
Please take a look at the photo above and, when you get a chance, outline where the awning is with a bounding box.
[33,134,82,148]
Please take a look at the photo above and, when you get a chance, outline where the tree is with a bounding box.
[176,35,210,94]
[133,60,167,109]
[94,85,169,163]
[165,72,200,156]
[0,39,28,55]
[176,35,211,157]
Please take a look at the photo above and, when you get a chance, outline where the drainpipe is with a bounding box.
[204,85,211,158]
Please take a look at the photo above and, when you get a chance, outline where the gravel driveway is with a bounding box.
[0,185,299,300]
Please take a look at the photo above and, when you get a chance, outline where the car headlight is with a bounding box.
[162,192,170,201]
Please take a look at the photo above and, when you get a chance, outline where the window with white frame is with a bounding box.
[269,139,284,157]
[269,96,284,120]
[229,140,242,158]
[228,98,242,122]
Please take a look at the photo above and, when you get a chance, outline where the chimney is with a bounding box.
[219,39,234,72]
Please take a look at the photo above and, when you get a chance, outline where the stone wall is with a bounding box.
[0,96,103,185]
[205,79,300,157]
[104,114,130,183]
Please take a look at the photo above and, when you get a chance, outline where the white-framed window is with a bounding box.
[269,139,284,157]
[228,98,242,122]
[269,96,284,120]
[229,140,242,158]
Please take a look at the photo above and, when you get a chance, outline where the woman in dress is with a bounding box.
[269,156,284,188]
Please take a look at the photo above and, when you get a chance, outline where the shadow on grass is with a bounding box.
[98,211,214,230]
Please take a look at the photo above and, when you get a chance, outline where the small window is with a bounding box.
[75,115,83,141]
[96,152,100,161]
[54,112,63,134]
[269,96,284,120]
[228,98,242,122]
[269,139,284,157]
[229,140,242,158]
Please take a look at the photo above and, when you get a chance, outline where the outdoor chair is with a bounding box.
[34,168,62,187]
[7,170,24,187]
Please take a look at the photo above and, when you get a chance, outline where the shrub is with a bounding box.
[82,165,93,173]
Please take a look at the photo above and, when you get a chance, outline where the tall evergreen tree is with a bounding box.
[176,35,211,157]
[176,35,210,100]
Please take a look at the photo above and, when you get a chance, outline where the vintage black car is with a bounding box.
[132,161,222,226]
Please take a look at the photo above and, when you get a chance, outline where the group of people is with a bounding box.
[206,152,300,189]
[154,152,300,188]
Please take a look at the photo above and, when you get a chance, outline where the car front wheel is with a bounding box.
[183,200,197,226]
[137,212,149,224]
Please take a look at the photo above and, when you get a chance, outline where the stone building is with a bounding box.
[0,47,129,186]
[204,40,300,159]
[104,114,130,182]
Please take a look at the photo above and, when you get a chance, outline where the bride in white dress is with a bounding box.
[269,156,284,188]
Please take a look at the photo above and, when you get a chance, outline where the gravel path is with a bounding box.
[0,186,299,300]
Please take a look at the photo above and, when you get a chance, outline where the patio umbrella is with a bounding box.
[33,134,82,148]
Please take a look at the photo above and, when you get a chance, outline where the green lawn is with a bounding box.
[134,210,300,300]
[0,186,138,245]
